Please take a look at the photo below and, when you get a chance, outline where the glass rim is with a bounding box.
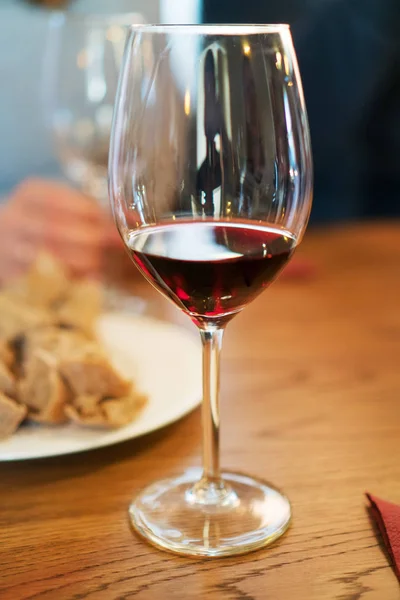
[129,24,290,35]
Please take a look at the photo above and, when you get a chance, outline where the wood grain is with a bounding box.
[1,222,400,600]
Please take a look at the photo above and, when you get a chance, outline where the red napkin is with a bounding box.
[366,493,400,580]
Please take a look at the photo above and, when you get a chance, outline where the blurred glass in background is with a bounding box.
[43,11,144,208]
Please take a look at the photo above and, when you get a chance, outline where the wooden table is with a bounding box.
[2,223,400,600]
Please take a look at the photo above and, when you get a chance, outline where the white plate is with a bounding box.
[0,313,202,461]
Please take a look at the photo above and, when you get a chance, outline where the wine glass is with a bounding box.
[43,10,146,311]
[109,24,313,558]
[43,10,143,208]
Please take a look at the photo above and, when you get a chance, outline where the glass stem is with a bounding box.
[187,326,236,506]
[200,327,223,481]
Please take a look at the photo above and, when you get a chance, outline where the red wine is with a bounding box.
[128,222,296,326]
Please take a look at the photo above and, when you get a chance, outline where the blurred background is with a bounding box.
[1,0,400,283]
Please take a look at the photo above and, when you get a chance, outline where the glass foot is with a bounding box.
[129,468,291,557]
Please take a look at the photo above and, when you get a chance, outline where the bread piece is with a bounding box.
[66,393,147,428]
[59,346,132,398]
[72,394,101,417]
[0,361,16,397]
[0,339,14,370]
[55,280,102,337]
[19,350,69,424]
[102,394,147,427]
[17,327,91,379]
[1,252,69,309]
[25,252,70,308]
[21,326,86,357]
[0,295,52,340]
[65,404,107,427]
[0,393,26,439]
